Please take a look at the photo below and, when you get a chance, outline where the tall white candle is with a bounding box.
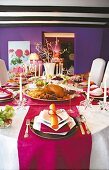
[61,63,63,75]
[24,64,27,73]
[87,73,91,100]
[39,64,41,77]
[35,65,36,77]
[29,64,31,72]
[59,63,61,75]
[19,73,22,102]
[33,59,35,65]
[56,64,58,75]
[104,75,107,103]
[48,54,49,63]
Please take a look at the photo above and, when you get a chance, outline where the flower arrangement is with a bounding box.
[35,39,67,63]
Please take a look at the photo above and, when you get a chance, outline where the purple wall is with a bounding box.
[100,28,109,62]
[0,26,108,74]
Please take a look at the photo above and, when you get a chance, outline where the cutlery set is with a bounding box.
[24,114,90,138]
[76,115,91,135]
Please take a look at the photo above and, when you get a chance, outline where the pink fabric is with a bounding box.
[13,66,24,73]
[18,105,92,170]
[13,66,25,73]
[40,122,70,133]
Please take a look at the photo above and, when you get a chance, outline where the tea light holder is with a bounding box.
[80,98,93,110]
[98,101,109,111]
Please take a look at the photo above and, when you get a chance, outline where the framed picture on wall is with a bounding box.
[8,41,30,70]
[42,32,75,72]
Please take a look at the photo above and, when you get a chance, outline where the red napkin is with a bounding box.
[0,87,13,98]
[40,122,71,133]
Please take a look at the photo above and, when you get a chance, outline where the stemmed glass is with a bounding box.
[12,94,27,109]
[79,98,93,112]
[67,96,74,114]
[98,100,109,111]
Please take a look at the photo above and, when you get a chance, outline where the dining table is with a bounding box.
[0,75,109,170]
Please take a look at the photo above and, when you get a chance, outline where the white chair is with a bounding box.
[90,58,106,87]
[0,59,9,85]
[101,61,109,88]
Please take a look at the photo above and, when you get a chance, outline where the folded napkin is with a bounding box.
[90,88,103,97]
[83,87,104,97]
[0,87,13,98]
[33,109,76,134]
[33,117,75,135]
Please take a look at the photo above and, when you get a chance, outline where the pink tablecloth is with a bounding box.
[18,105,92,170]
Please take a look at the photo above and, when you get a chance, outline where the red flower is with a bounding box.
[15,49,23,58]
[24,49,30,56]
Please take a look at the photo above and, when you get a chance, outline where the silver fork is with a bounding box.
[24,119,30,138]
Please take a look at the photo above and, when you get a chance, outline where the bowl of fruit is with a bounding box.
[0,105,15,128]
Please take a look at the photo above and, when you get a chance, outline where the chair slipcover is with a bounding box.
[0,59,9,85]
[90,58,106,87]
[101,61,109,88]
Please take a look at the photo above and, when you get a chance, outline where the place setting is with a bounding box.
[28,103,79,139]
[0,87,15,102]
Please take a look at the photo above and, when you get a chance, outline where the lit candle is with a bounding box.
[87,73,91,100]
[39,64,41,77]
[104,75,107,103]
[19,73,22,102]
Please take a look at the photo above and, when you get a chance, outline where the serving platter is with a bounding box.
[23,88,76,102]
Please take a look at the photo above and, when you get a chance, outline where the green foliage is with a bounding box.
[11,57,23,65]
[0,106,15,126]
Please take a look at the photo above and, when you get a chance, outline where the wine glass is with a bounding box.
[67,96,74,114]
[98,100,109,111]
[12,93,27,109]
